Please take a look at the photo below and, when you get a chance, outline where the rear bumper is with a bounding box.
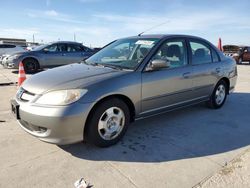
[14,99,93,145]
[229,75,237,93]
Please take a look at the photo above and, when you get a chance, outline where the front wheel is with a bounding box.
[85,98,130,147]
[23,58,39,74]
[207,80,228,109]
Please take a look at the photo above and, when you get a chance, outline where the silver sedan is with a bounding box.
[11,34,237,147]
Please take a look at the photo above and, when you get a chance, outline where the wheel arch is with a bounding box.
[22,57,40,68]
[84,94,136,137]
[218,77,230,94]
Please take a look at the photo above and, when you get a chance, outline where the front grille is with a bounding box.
[17,87,36,102]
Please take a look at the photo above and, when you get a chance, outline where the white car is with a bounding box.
[0,44,25,64]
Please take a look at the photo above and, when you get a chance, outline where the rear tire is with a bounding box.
[207,80,228,109]
[85,98,130,147]
[23,58,39,74]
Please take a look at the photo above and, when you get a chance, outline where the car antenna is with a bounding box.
[138,21,170,36]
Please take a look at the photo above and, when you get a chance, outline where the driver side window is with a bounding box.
[45,44,58,52]
[151,39,188,69]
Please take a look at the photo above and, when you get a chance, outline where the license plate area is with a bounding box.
[11,100,20,120]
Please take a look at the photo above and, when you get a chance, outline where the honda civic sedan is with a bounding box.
[11,34,237,147]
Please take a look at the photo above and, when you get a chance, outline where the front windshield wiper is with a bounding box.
[82,61,132,71]
[101,64,124,70]
[81,61,102,67]
[101,63,132,71]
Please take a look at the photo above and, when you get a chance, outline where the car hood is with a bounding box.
[22,63,124,94]
[16,49,40,56]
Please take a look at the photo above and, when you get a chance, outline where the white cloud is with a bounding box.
[26,9,86,24]
[45,10,58,17]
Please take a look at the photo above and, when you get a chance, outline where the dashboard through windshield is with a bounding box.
[85,38,159,70]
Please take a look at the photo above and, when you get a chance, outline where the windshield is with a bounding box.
[85,38,159,70]
[32,44,48,51]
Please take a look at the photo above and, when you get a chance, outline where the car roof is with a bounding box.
[49,41,82,45]
[123,34,207,40]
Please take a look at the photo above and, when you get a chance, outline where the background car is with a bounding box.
[0,44,25,64]
[236,46,250,64]
[2,41,95,73]
[0,44,25,56]
[11,34,237,147]
[223,45,240,57]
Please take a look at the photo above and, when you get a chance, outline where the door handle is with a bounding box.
[215,67,221,73]
[62,53,66,56]
[182,72,191,79]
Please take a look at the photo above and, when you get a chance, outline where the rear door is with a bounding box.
[64,44,93,65]
[188,39,221,98]
[141,38,194,115]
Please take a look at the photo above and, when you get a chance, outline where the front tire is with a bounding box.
[207,80,228,109]
[23,58,39,74]
[85,98,130,147]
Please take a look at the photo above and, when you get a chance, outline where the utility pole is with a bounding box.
[33,34,35,43]
[74,33,76,41]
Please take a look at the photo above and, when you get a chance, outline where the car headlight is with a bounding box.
[9,54,20,60]
[35,89,87,105]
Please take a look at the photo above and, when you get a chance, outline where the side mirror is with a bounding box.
[43,48,49,53]
[145,59,169,71]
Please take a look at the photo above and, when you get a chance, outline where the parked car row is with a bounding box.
[1,41,97,73]
[11,34,237,147]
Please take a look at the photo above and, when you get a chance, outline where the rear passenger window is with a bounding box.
[190,41,212,65]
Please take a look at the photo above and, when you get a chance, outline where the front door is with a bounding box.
[141,38,193,115]
[42,43,67,67]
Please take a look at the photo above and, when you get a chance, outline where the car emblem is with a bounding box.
[16,88,24,99]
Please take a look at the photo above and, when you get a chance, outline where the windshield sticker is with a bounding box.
[135,40,155,46]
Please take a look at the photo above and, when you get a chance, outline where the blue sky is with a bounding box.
[0,0,249,47]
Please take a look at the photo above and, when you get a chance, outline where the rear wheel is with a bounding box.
[207,80,228,109]
[23,58,39,74]
[85,98,130,147]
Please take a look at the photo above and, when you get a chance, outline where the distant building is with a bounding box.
[0,37,27,46]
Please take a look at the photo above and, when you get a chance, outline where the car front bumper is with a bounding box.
[11,98,94,145]
[2,58,19,69]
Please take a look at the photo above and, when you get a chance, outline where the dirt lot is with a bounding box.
[0,65,250,188]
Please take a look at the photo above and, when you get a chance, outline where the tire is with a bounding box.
[23,58,39,74]
[85,98,130,147]
[207,80,228,109]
